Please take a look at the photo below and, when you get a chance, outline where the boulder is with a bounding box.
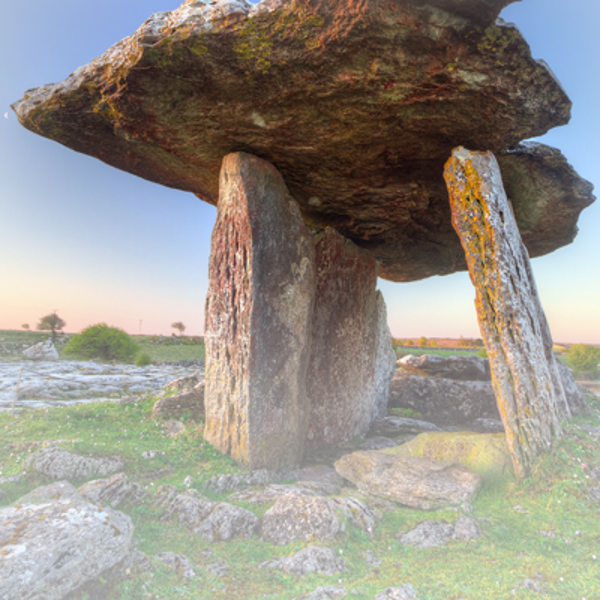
[23,340,58,361]
[0,482,134,600]
[388,432,514,480]
[399,514,482,548]
[334,451,481,510]
[388,371,499,427]
[78,472,146,507]
[261,494,340,546]
[193,502,259,542]
[305,229,396,449]
[397,354,490,381]
[204,152,315,470]
[24,447,124,481]
[152,385,205,419]
[13,0,594,282]
[445,147,572,478]
[369,416,442,437]
[260,545,346,576]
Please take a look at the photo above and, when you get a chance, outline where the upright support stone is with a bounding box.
[305,229,396,450]
[204,152,315,470]
[443,147,570,479]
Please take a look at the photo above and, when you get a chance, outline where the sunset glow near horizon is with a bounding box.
[1,0,599,344]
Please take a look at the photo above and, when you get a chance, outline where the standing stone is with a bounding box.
[306,229,396,449]
[204,152,315,470]
[444,147,570,479]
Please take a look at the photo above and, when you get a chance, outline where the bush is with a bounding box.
[64,324,140,363]
[567,344,600,374]
[135,352,152,367]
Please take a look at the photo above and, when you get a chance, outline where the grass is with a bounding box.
[1,391,600,599]
[0,329,205,363]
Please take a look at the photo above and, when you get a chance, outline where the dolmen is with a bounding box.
[13,0,595,476]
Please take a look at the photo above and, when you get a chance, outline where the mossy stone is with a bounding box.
[385,431,514,480]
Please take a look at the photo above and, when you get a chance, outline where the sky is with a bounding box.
[0,0,598,342]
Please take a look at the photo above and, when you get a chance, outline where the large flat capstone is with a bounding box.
[204,152,315,470]
[12,0,595,281]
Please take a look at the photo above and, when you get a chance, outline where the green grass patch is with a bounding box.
[1,396,600,599]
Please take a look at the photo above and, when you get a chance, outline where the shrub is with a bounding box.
[64,323,140,363]
[135,352,152,367]
[567,344,600,374]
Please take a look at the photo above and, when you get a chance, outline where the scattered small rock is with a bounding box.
[206,560,229,577]
[193,502,258,542]
[295,586,348,599]
[260,546,346,576]
[24,447,124,481]
[155,552,196,578]
[470,418,505,433]
[373,585,417,600]
[142,450,165,459]
[364,550,381,566]
[399,515,482,548]
[261,494,340,546]
[164,420,186,437]
[78,472,146,507]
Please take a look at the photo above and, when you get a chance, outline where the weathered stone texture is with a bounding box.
[306,229,395,449]
[444,147,570,478]
[397,353,490,381]
[389,371,500,426]
[12,1,594,281]
[0,482,134,600]
[334,451,481,510]
[204,152,315,470]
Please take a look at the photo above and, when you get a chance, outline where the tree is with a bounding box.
[21,323,30,331]
[171,321,186,336]
[419,336,427,347]
[37,312,66,340]
[568,344,600,374]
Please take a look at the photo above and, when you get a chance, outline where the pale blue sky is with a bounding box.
[1,0,598,342]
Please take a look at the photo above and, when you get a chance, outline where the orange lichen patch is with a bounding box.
[444,147,567,479]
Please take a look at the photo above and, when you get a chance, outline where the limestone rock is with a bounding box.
[398,354,490,381]
[204,152,315,470]
[155,552,196,578]
[444,147,571,478]
[160,489,215,527]
[295,586,348,600]
[556,361,588,414]
[359,437,398,451]
[261,545,346,576]
[306,229,396,449]
[373,585,417,600]
[163,372,202,393]
[389,432,514,480]
[370,416,442,437]
[470,418,505,434]
[78,472,146,507]
[399,515,482,548]
[261,494,340,546]
[388,371,499,427]
[13,1,594,282]
[24,447,124,481]
[193,502,259,542]
[334,451,481,510]
[0,482,134,600]
[23,339,59,361]
[152,385,205,419]
[295,464,345,496]
[203,469,274,494]
[332,496,379,535]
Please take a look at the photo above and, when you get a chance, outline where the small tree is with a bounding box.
[37,312,66,341]
[21,323,30,331]
[171,321,186,336]
[419,336,427,347]
[568,344,600,374]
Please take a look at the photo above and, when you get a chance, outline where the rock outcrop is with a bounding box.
[204,152,315,470]
[306,229,395,449]
[389,371,500,426]
[445,147,571,478]
[12,0,594,281]
[0,482,135,600]
[23,340,59,361]
[334,451,481,510]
